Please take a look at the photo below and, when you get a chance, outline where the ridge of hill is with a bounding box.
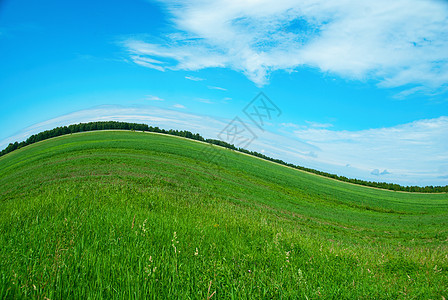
[1,121,447,193]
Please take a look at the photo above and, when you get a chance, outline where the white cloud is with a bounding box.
[122,0,448,90]
[208,86,227,91]
[146,95,164,101]
[371,169,380,176]
[393,86,448,100]
[280,121,333,129]
[131,55,165,71]
[197,98,213,104]
[292,116,448,184]
[371,169,390,176]
[172,104,186,109]
[305,121,333,128]
[280,122,299,128]
[393,87,426,99]
[185,75,205,81]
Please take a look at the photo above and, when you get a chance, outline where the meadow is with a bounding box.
[0,130,447,299]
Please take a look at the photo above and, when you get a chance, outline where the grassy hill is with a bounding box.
[0,130,447,299]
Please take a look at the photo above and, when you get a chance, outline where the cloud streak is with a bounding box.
[172,104,186,109]
[208,86,227,91]
[146,95,164,101]
[185,75,205,81]
[122,0,448,90]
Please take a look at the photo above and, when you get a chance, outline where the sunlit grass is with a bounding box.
[0,131,447,298]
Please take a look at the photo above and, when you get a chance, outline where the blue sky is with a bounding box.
[1,0,448,186]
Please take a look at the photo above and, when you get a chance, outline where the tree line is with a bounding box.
[1,121,447,193]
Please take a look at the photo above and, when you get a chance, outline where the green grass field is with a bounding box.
[0,130,447,299]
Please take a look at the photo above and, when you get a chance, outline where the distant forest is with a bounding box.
[1,121,447,193]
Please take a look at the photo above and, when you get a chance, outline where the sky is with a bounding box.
[1,0,448,186]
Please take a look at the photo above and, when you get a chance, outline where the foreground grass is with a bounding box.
[0,131,447,299]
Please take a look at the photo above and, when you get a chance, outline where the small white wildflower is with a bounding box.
[172,231,179,253]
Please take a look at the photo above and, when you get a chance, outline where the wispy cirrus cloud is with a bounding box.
[172,104,186,109]
[145,95,164,101]
[122,0,448,90]
[280,122,300,129]
[208,86,227,91]
[131,55,165,71]
[304,121,333,129]
[197,98,213,104]
[280,121,333,129]
[185,75,205,81]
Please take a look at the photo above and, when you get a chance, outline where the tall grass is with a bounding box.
[0,131,447,298]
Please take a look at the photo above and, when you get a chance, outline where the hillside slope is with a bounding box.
[0,131,447,299]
